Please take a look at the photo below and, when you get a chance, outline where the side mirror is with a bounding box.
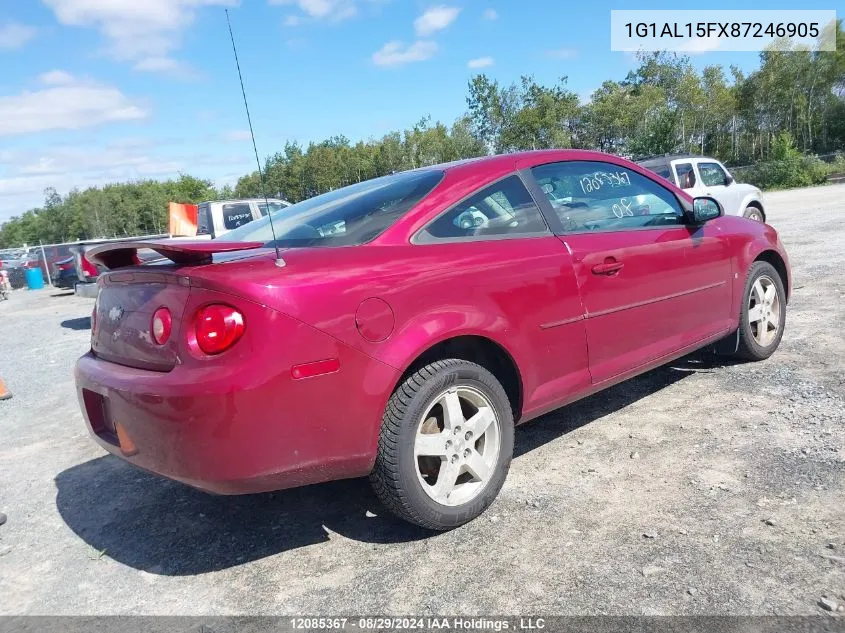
[725,173,734,185]
[690,197,723,223]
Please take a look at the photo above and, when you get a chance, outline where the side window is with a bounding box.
[698,162,728,187]
[417,175,548,242]
[530,161,684,233]
[197,204,211,235]
[222,203,254,230]
[675,163,696,189]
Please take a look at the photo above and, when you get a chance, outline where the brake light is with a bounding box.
[81,255,98,279]
[151,307,172,345]
[194,305,245,355]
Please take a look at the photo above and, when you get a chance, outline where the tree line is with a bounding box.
[1,21,843,248]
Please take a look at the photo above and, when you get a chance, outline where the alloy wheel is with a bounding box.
[748,275,781,347]
[414,386,501,507]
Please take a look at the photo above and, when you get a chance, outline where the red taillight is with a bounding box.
[81,255,98,279]
[194,304,244,355]
[151,307,172,345]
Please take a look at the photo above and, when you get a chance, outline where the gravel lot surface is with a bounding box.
[0,185,843,616]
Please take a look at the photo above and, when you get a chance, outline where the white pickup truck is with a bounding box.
[196,198,291,239]
[636,155,766,222]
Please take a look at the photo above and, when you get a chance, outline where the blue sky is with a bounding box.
[0,0,820,222]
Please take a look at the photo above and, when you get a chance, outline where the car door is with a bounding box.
[414,173,591,414]
[695,161,741,215]
[525,159,734,385]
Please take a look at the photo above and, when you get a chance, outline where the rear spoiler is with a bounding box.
[85,239,265,270]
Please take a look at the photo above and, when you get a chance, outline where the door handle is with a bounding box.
[592,259,624,275]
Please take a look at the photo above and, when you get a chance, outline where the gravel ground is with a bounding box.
[0,185,843,616]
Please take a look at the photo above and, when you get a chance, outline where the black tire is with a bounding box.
[370,359,514,530]
[733,261,786,361]
[743,205,765,222]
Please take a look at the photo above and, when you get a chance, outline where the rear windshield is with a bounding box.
[220,170,444,247]
[637,162,672,181]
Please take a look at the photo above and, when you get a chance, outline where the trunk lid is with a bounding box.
[93,271,191,372]
[88,240,268,371]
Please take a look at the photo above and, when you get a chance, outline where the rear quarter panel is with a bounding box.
[189,238,591,423]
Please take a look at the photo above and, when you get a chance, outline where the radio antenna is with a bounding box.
[225,8,284,267]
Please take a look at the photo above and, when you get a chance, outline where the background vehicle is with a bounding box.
[0,250,46,289]
[51,256,78,289]
[195,198,291,239]
[75,150,790,531]
[636,155,766,222]
[70,237,170,298]
[69,244,106,297]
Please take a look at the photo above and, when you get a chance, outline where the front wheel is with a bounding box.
[733,261,786,361]
[743,205,765,222]
[370,359,514,530]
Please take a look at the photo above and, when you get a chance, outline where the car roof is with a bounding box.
[436,149,635,176]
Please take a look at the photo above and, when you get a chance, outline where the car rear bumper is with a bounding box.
[74,281,98,298]
[74,341,398,494]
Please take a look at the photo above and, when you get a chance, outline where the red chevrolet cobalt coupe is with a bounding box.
[75,150,790,530]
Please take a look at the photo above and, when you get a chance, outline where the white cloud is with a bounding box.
[678,36,721,54]
[0,142,253,222]
[0,76,148,137]
[41,0,235,71]
[0,22,37,50]
[467,56,493,69]
[283,14,303,26]
[133,56,200,79]
[223,129,252,142]
[482,8,498,21]
[38,70,76,85]
[545,47,579,59]
[270,0,358,22]
[372,40,438,67]
[414,6,460,36]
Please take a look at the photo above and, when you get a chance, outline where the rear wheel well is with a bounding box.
[755,250,788,298]
[399,336,523,420]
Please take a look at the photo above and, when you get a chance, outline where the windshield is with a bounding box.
[220,170,444,247]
